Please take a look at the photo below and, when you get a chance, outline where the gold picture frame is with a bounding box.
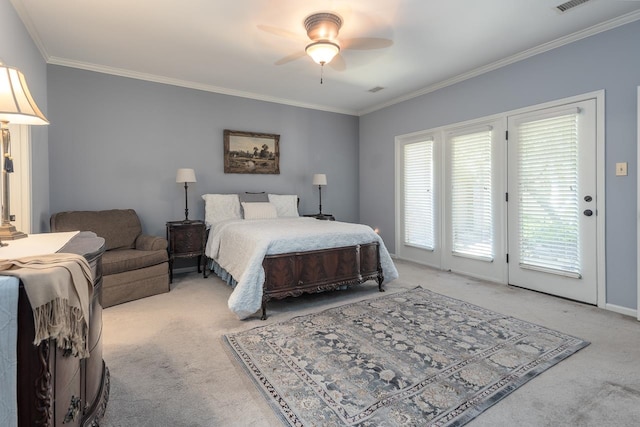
[224,129,280,174]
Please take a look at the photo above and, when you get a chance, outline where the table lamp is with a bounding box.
[176,168,196,221]
[0,63,49,245]
[312,173,327,216]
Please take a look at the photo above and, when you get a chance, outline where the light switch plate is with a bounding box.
[616,162,628,176]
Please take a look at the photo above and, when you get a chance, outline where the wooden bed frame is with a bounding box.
[260,242,385,319]
[206,241,385,319]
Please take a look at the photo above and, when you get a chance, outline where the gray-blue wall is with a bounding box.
[360,20,640,310]
[6,0,640,311]
[47,66,359,238]
[1,0,49,231]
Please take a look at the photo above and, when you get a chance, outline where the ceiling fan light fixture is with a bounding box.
[305,41,340,65]
[304,12,342,41]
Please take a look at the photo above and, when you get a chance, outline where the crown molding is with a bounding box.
[13,0,355,114]
[11,0,640,117]
[357,9,640,116]
[46,57,358,116]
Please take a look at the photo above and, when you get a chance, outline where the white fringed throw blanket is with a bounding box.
[0,253,93,358]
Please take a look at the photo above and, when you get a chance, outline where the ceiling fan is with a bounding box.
[259,11,393,82]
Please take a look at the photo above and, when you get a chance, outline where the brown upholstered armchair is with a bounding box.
[50,209,170,307]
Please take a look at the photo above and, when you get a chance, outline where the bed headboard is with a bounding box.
[202,192,301,226]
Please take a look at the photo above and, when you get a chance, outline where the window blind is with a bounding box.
[517,113,580,274]
[450,129,493,260]
[403,140,434,250]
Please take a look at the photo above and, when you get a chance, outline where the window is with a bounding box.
[402,140,434,249]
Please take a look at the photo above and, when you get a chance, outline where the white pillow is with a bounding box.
[202,194,241,226]
[268,194,299,217]
[241,202,278,220]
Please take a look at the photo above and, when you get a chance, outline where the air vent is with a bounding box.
[368,86,385,93]
[556,0,590,13]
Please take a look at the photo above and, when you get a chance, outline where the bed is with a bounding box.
[202,193,398,319]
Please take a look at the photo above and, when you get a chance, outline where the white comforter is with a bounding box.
[205,217,398,319]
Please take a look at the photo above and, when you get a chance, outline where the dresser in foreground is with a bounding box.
[14,232,110,427]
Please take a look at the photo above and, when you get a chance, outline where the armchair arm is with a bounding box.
[135,234,168,251]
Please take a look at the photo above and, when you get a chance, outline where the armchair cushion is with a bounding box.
[135,234,167,251]
[102,249,168,276]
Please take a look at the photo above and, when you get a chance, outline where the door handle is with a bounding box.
[583,209,593,216]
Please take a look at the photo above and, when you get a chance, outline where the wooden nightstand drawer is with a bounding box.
[166,220,207,283]
[171,225,204,253]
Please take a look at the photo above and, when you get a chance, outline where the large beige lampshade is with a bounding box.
[0,64,49,125]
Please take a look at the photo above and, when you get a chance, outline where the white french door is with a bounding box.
[507,99,597,304]
[396,93,602,305]
[442,121,507,283]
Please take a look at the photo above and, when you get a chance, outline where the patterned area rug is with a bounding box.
[224,287,589,426]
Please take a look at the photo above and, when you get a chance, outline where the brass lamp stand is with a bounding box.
[0,121,26,243]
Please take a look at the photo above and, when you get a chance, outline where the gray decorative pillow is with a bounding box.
[239,192,269,203]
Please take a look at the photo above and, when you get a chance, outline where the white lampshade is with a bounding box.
[0,64,48,125]
[312,173,327,186]
[305,42,340,65]
[176,168,196,183]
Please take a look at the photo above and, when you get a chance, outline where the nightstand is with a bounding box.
[303,213,335,221]
[166,220,207,283]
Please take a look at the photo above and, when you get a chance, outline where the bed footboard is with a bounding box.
[260,242,384,320]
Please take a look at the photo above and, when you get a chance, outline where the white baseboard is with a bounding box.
[605,303,637,319]
[186,252,639,319]
[394,254,638,320]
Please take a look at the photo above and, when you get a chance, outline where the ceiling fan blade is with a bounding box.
[274,51,306,66]
[328,54,346,72]
[257,24,305,42]
[341,37,393,50]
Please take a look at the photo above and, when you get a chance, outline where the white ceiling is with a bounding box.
[10,0,640,116]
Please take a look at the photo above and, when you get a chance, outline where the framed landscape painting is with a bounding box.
[224,129,280,174]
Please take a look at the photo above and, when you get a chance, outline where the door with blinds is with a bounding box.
[507,99,597,304]
[442,122,506,283]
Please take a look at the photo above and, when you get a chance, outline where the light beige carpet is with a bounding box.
[99,260,640,426]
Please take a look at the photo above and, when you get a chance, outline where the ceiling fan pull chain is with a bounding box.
[320,63,324,84]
